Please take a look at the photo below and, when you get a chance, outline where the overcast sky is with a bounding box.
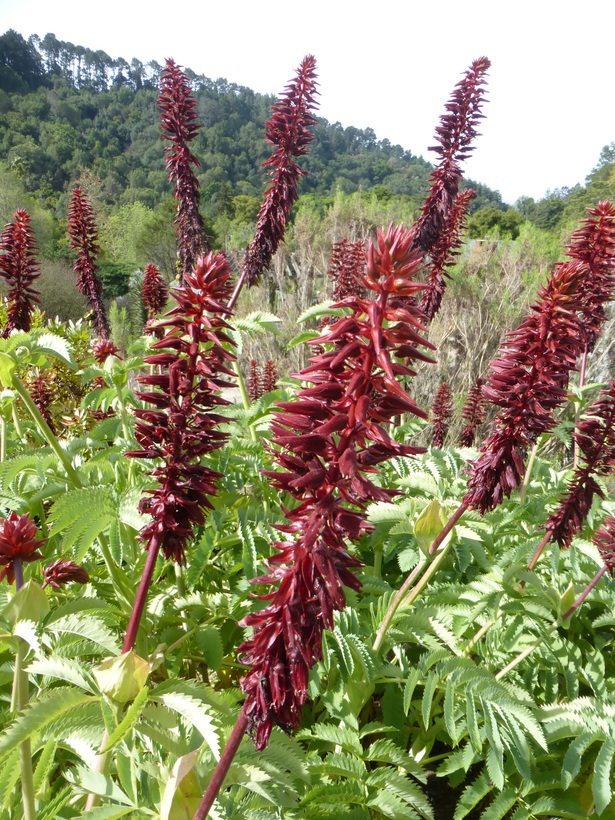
[2,0,614,205]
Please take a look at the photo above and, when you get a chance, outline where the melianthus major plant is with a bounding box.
[1,48,615,820]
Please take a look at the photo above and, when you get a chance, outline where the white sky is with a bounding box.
[1,0,614,205]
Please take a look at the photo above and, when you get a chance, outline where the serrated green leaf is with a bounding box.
[422,671,438,729]
[47,614,121,655]
[485,744,504,792]
[454,769,492,820]
[27,656,95,692]
[155,692,220,759]
[0,687,97,758]
[287,329,320,350]
[404,668,420,715]
[593,737,615,815]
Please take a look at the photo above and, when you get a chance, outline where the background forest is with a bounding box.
[1,27,615,453]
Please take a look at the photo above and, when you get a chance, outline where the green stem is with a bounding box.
[12,375,80,486]
[402,539,454,610]
[373,543,383,578]
[12,558,36,820]
[0,416,5,462]
[12,403,22,439]
[519,442,538,504]
[115,386,131,441]
[573,344,589,469]
[233,360,256,442]
[463,618,495,655]
[84,730,111,812]
[496,565,610,681]
[373,502,467,655]
[372,559,427,654]
[495,633,548,681]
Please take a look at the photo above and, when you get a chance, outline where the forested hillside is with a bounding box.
[1,26,614,408]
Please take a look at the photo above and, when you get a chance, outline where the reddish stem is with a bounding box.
[528,531,551,571]
[193,702,250,819]
[562,564,608,621]
[428,500,469,555]
[13,556,24,590]
[122,534,162,653]
[227,269,247,313]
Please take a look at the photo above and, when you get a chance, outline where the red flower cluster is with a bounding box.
[410,58,490,256]
[459,377,485,447]
[239,224,434,749]
[67,188,109,339]
[594,516,615,578]
[546,381,615,548]
[465,203,615,514]
[43,559,89,589]
[242,56,318,289]
[92,338,120,364]
[0,209,41,336]
[248,359,279,402]
[142,263,168,321]
[573,201,615,350]
[158,59,208,283]
[431,381,453,448]
[127,252,235,564]
[0,512,46,585]
[28,372,56,432]
[328,239,366,301]
[418,188,476,320]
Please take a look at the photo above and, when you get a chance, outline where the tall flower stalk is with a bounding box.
[195,224,434,817]
[158,59,208,283]
[375,201,615,650]
[329,238,366,301]
[67,188,109,338]
[431,381,453,448]
[0,209,41,336]
[229,55,318,309]
[124,252,235,651]
[141,262,168,322]
[459,377,485,447]
[418,188,475,320]
[409,58,490,256]
[528,380,615,569]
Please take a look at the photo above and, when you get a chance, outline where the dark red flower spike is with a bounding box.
[238,223,434,749]
[459,377,485,447]
[431,382,453,448]
[410,58,490,256]
[158,59,208,283]
[237,56,318,299]
[545,381,615,549]
[465,203,615,515]
[593,516,615,578]
[43,559,89,589]
[262,359,278,394]
[29,372,56,433]
[128,251,235,566]
[0,512,46,585]
[141,263,168,321]
[248,359,261,403]
[419,188,476,321]
[67,188,109,339]
[0,209,41,336]
[569,201,615,352]
[329,238,367,301]
[123,251,235,653]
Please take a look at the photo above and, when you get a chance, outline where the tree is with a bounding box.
[0,30,44,92]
